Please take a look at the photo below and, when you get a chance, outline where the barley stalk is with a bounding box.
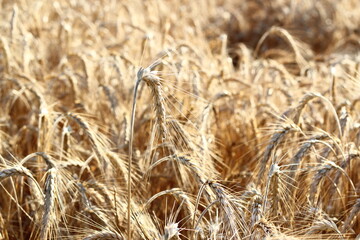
[41,167,57,239]
[83,230,122,240]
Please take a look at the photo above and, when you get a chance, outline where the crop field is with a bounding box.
[0,0,360,239]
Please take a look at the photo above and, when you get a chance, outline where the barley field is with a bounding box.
[0,0,360,239]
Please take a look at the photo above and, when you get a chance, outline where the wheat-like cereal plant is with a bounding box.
[0,0,360,239]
